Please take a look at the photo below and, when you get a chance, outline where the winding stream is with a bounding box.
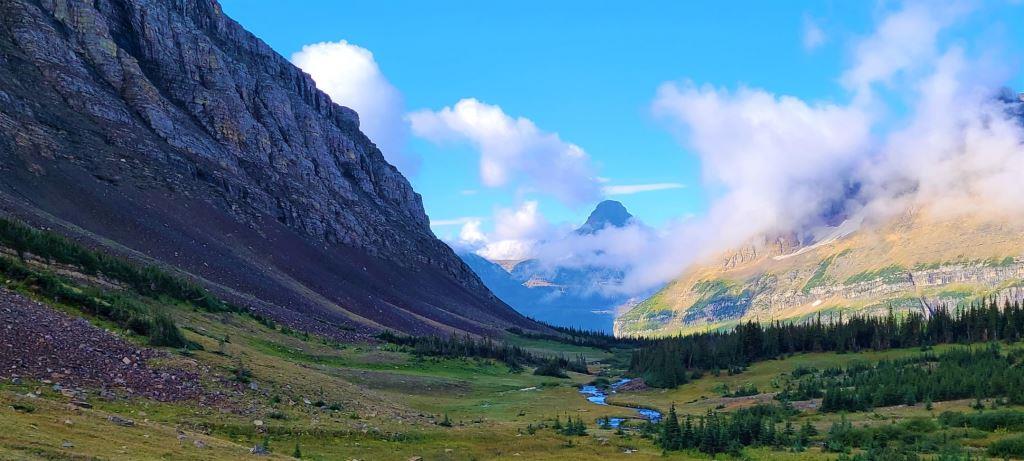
[578,378,662,428]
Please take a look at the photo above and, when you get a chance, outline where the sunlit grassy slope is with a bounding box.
[618,208,1024,337]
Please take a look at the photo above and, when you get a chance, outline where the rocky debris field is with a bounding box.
[0,288,202,401]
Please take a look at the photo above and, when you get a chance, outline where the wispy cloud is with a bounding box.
[802,15,827,51]
[603,182,686,196]
[430,217,483,226]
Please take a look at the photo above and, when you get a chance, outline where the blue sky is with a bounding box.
[218,2,864,227]
[221,1,1024,270]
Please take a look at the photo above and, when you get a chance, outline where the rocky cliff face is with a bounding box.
[0,0,542,337]
[616,208,1024,337]
[576,200,634,235]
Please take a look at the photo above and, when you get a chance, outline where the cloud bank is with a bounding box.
[625,1,1024,292]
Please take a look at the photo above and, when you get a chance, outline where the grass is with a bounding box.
[844,264,908,284]
[8,304,1024,460]
[802,254,837,294]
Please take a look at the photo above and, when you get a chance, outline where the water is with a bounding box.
[577,378,662,427]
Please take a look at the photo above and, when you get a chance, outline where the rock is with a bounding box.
[193,439,206,449]
[0,289,203,403]
[252,420,263,427]
[122,357,132,365]
[616,378,648,392]
[408,457,423,461]
[61,441,73,448]
[107,415,135,427]
[64,419,73,426]
[0,0,542,338]
[249,444,269,455]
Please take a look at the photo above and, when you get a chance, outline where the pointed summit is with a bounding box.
[576,200,634,235]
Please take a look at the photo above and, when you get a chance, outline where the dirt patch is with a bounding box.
[702,392,779,409]
[791,398,822,411]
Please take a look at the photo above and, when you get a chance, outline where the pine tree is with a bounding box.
[660,404,682,450]
[799,420,817,445]
[782,421,795,446]
[682,414,695,448]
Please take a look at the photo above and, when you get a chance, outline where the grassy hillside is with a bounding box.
[617,208,1024,337]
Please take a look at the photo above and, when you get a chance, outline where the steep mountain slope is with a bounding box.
[576,200,635,235]
[0,0,541,337]
[616,207,1024,337]
[462,200,641,331]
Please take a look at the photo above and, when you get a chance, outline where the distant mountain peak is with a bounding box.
[576,200,634,235]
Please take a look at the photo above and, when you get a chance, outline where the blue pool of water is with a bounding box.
[577,378,662,426]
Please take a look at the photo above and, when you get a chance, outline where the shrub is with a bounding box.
[267,410,287,420]
[231,361,253,384]
[149,311,188,348]
[10,403,35,413]
[533,360,568,378]
[988,434,1024,458]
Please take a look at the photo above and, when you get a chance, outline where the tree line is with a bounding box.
[508,324,650,351]
[0,218,233,313]
[655,403,811,455]
[815,344,1024,412]
[631,301,1024,388]
[378,331,588,374]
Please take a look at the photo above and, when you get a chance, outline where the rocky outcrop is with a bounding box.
[0,288,204,401]
[0,0,542,336]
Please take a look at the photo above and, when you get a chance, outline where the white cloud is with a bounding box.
[430,217,483,226]
[457,219,488,246]
[603,182,686,196]
[802,16,827,51]
[453,201,555,261]
[653,81,872,236]
[291,41,419,174]
[840,2,968,95]
[408,99,601,205]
